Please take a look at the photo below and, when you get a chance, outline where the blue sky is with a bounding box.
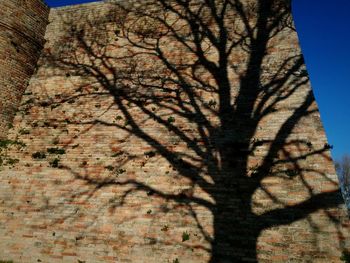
[292,0,350,161]
[44,0,99,6]
[44,0,350,161]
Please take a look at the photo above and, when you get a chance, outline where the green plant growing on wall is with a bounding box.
[161,225,169,231]
[49,158,60,168]
[47,147,66,155]
[105,165,114,171]
[18,128,30,135]
[144,150,156,158]
[182,231,190,242]
[116,168,126,175]
[6,158,19,166]
[0,140,25,148]
[285,169,299,177]
[167,116,175,124]
[32,152,46,159]
[0,139,25,167]
[111,152,123,157]
[341,251,350,263]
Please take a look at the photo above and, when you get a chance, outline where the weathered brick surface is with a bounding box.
[0,0,349,262]
[0,0,49,138]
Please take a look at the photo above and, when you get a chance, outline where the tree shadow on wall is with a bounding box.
[36,0,348,261]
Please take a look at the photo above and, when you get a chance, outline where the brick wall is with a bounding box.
[0,0,49,138]
[0,0,348,262]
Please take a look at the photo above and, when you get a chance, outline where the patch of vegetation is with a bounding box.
[116,168,126,175]
[167,116,175,124]
[341,251,350,263]
[47,147,65,155]
[144,150,156,158]
[111,152,123,157]
[18,128,30,135]
[0,139,26,148]
[0,139,26,168]
[39,101,50,107]
[0,157,19,167]
[24,98,35,105]
[161,225,169,232]
[32,152,46,159]
[49,158,60,168]
[182,231,190,242]
[147,190,155,196]
[285,169,298,177]
[6,158,19,166]
[105,165,114,171]
[50,104,59,110]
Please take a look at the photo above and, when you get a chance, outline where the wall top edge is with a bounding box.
[50,0,110,10]
[50,0,291,11]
